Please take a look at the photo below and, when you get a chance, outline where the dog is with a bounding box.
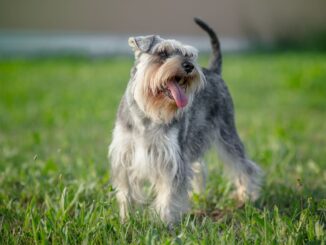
[109,18,262,225]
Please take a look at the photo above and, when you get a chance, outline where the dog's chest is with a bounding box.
[130,125,181,180]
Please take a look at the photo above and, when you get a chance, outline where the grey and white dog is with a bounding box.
[109,18,262,225]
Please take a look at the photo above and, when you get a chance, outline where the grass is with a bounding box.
[0,52,325,244]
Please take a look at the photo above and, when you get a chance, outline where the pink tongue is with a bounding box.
[167,81,188,108]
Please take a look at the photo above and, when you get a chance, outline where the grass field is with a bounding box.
[0,53,325,244]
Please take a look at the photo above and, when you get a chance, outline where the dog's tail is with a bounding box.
[194,17,222,74]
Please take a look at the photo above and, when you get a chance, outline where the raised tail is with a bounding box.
[194,17,222,74]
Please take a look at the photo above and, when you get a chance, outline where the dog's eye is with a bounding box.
[158,51,169,59]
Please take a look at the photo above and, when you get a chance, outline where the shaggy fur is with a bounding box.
[109,18,262,225]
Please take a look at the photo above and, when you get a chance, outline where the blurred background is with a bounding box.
[1,0,326,57]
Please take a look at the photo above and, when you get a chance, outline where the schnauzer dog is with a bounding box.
[109,18,262,225]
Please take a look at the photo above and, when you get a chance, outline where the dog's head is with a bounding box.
[128,35,205,124]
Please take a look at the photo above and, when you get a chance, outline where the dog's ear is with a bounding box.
[128,35,159,52]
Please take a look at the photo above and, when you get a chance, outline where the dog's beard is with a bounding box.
[133,55,205,124]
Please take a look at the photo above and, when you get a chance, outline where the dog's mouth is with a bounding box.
[159,76,188,108]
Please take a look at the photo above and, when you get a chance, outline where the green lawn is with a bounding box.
[0,53,325,244]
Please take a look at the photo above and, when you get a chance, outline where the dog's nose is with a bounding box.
[182,61,194,73]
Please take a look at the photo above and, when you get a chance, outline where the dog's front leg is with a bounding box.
[113,168,132,221]
[109,126,134,221]
[153,168,190,225]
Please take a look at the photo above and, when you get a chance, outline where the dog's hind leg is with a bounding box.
[216,122,262,202]
[190,160,207,195]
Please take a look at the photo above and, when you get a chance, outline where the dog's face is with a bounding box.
[128,35,205,123]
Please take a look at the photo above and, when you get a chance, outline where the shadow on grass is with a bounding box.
[189,180,325,226]
[258,182,325,220]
